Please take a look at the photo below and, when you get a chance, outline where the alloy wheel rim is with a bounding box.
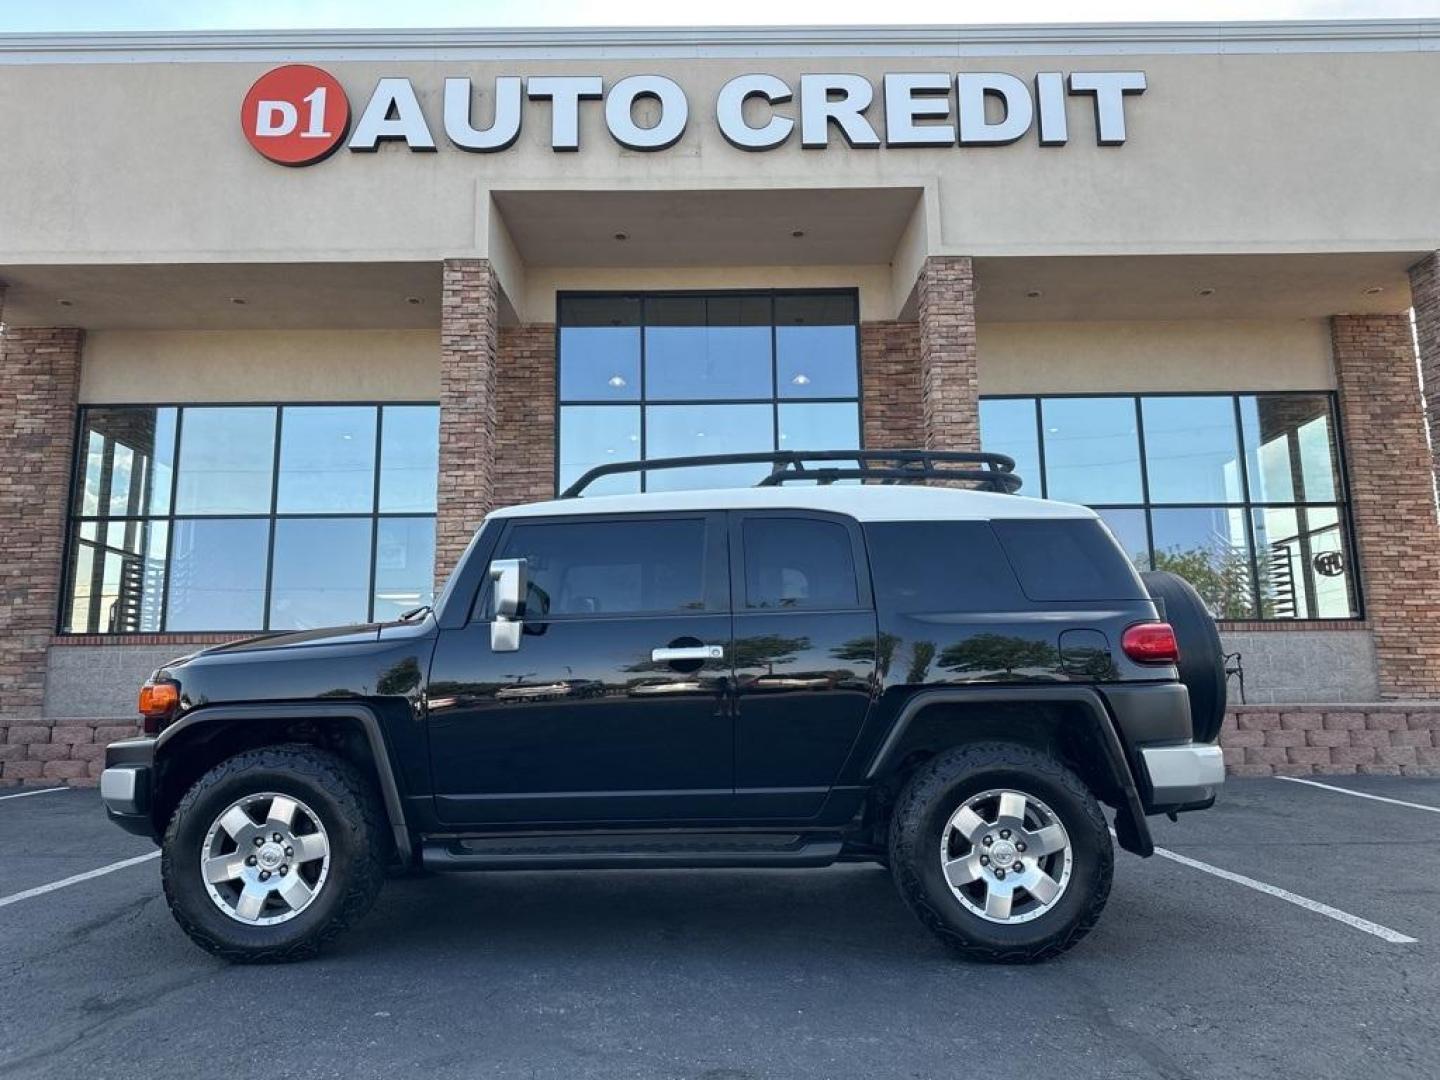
[938,787,1073,925]
[200,792,331,926]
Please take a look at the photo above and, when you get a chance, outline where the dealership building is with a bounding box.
[3,20,1440,782]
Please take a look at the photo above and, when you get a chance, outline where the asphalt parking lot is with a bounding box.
[1,777,1437,1080]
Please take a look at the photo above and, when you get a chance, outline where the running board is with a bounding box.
[420,831,844,871]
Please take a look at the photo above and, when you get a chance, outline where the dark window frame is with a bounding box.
[554,289,864,495]
[60,400,440,636]
[979,390,1362,622]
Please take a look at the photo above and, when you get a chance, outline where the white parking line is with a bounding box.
[0,786,70,802]
[0,851,159,910]
[1275,775,1440,815]
[1150,844,1417,944]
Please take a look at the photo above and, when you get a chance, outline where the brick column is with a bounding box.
[1408,251,1440,490]
[915,255,980,452]
[0,327,83,719]
[1332,314,1440,698]
[436,259,499,585]
[493,324,557,509]
[860,321,923,449]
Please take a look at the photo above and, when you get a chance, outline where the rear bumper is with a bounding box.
[1099,683,1222,812]
[100,737,159,840]
[1139,743,1225,809]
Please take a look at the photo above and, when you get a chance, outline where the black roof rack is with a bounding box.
[560,449,1022,498]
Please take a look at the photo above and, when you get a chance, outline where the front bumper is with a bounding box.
[1139,743,1225,809]
[100,737,159,839]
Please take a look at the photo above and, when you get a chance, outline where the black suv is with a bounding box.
[101,450,1225,964]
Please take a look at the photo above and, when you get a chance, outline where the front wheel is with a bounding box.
[889,743,1112,963]
[161,744,387,963]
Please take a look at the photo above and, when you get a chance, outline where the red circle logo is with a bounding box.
[241,64,350,166]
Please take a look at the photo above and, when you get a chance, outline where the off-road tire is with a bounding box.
[161,744,387,963]
[889,742,1112,964]
[1141,569,1227,742]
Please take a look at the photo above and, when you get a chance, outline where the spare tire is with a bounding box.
[1140,570,1227,743]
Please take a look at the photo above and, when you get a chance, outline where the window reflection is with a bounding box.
[557,292,861,493]
[1254,506,1354,619]
[66,403,440,633]
[65,519,168,633]
[1149,508,1254,618]
[645,404,773,490]
[373,518,436,622]
[166,518,270,631]
[979,392,1357,620]
[72,407,177,517]
[775,294,858,399]
[277,406,376,513]
[1142,396,1243,504]
[978,399,1041,497]
[379,405,440,512]
[557,296,642,401]
[1239,394,1341,503]
[1041,397,1143,504]
[778,403,861,480]
[645,295,773,401]
[558,406,641,495]
[174,407,276,515]
[1095,509,1150,571]
[269,518,372,630]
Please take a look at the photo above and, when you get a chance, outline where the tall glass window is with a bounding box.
[64,403,439,634]
[979,392,1358,621]
[557,291,861,493]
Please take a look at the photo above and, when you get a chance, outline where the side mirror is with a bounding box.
[489,558,527,652]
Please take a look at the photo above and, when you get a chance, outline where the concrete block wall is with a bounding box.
[1220,705,1439,777]
[1,718,140,786]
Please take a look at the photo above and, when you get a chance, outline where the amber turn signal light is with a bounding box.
[1121,622,1180,665]
[138,680,180,734]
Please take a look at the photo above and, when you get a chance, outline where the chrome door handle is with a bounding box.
[652,645,724,662]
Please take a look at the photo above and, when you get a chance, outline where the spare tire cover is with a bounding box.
[1139,570,1227,743]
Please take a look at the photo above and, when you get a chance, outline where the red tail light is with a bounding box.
[1122,622,1179,665]
[138,680,180,735]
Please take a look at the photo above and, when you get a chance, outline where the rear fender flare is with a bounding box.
[155,702,411,861]
[865,686,1153,857]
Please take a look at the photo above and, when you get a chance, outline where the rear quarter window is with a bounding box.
[991,518,1146,602]
[864,521,1028,612]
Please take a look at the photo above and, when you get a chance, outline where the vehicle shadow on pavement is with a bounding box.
[352,865,950,963]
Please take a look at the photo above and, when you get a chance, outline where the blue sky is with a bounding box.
[0,0,1436,32]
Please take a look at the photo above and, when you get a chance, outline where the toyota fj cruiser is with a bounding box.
[101,450,1226,964]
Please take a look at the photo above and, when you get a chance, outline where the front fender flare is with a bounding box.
[156,702,411,861]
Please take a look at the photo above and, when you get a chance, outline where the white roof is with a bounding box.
[491,485,1097,523]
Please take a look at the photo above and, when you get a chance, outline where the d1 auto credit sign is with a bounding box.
[241,63,1146,166]
[241,64,351,165]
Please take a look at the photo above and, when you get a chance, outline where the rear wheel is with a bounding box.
[889,743,1112,963]
[161,744,386,963]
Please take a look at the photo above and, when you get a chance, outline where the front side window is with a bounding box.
[980,392,1357,620]
[63,403,439,634]
[557,291,861,494]
[496,518,707,617]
